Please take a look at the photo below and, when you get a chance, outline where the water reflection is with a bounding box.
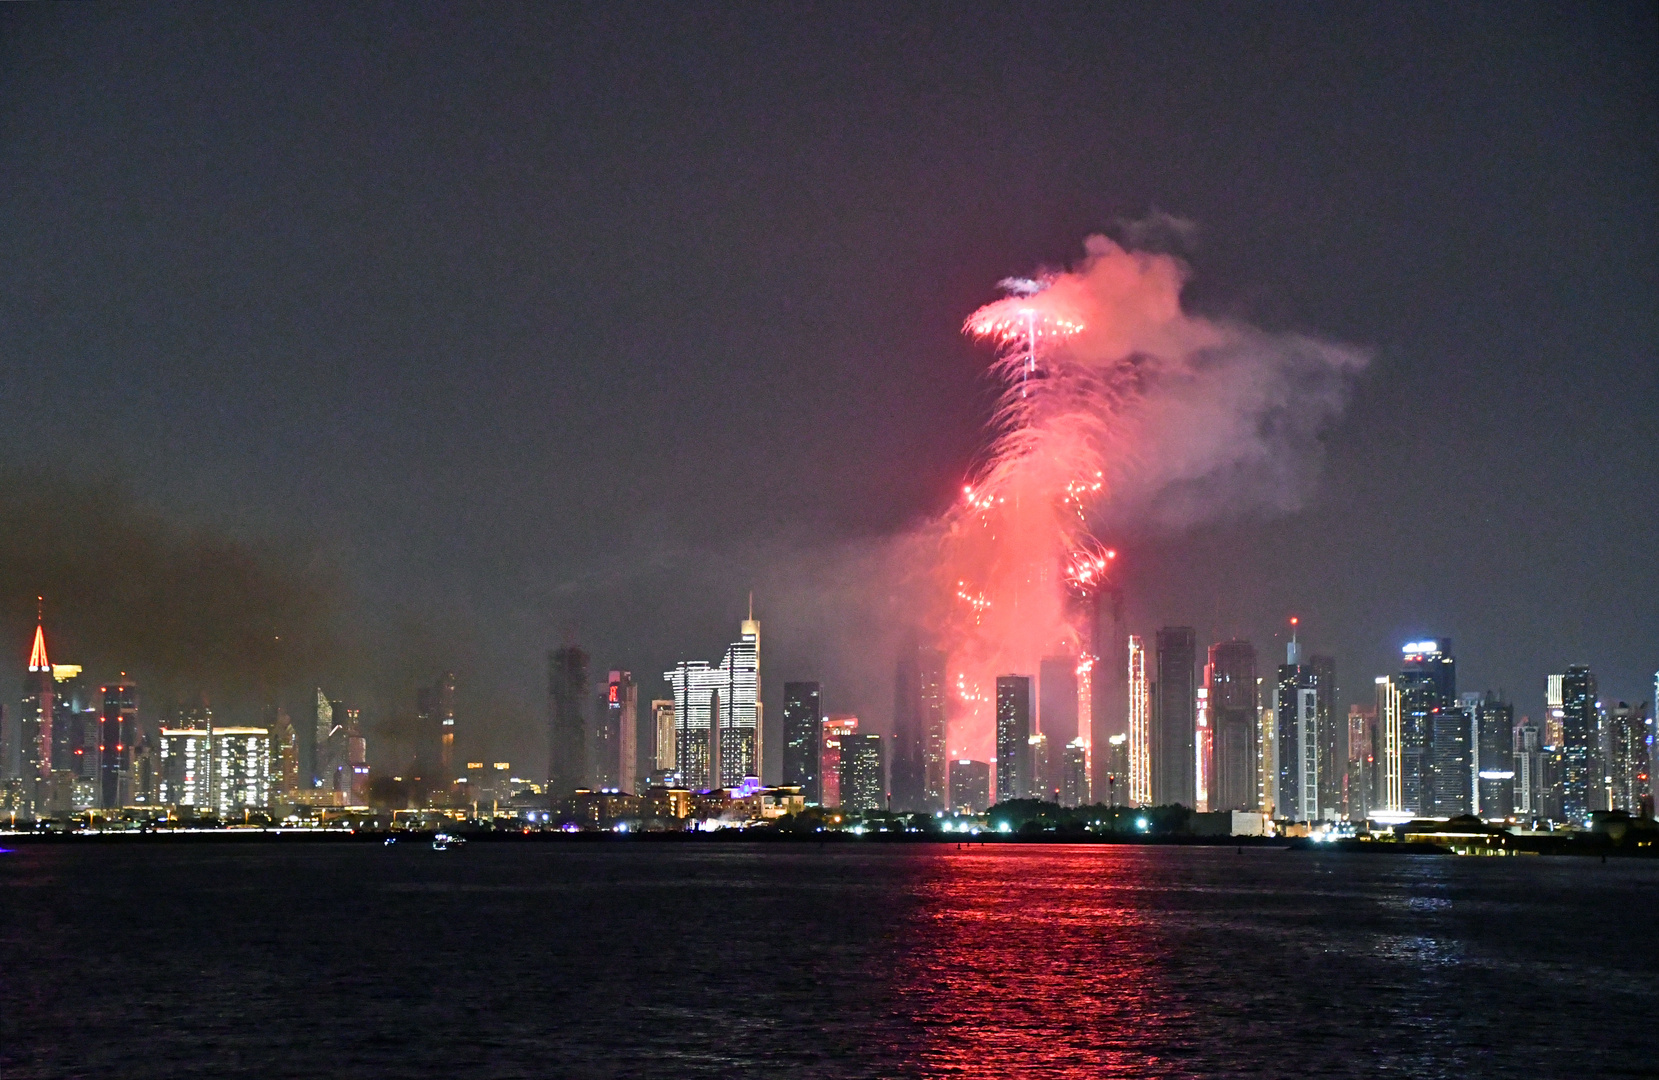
[895,846,1183,1078]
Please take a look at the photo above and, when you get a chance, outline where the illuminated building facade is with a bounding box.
[159,728,213,808]
[1104,733,1128,806]
[995,675,1032,803]
[664,614,761,790]
[1276,637,1319,822]
[211,727,271,816]
[782,681,821,805]
[1514,716,1543,816]
[22,614,55,785]
[950,758,990,813]
[1028,733,1052,801]
[1606,701,1650,814]
[1127,636,1150,806]
[1060,738,1088,807]
[1153,627,1196,808]
[1427,702,1471,817]
[548,647,590,798]
[1207,640,1258,813]
[840,732,884,811]
[1376,676,1403,813]
[1194,687,1210,811]
[650,699,676,773]
[1556,665,1596,823]
[819,715,857,807]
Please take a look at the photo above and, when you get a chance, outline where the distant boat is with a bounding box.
[431,832,466,851]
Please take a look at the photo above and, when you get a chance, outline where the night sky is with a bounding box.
[1,3,1654,775]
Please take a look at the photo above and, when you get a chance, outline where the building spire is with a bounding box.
[28,596,49,672]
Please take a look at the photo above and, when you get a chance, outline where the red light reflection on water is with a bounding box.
[893,845,1190,1078]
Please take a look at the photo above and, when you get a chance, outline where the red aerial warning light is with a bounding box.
[1289,616,1299,627]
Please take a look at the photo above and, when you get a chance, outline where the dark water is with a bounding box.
[3,842,1657,1078]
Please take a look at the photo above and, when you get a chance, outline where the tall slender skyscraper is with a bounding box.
[1089,586,1126,816]
[995,675,1032,803]
[417,672,458,790]
[1345,703,1378,820]
[1127,636,1150,806]
[840,733,885,811]
[1514,716,1543,817]
[782,681,821,804]
[1606,701,1650,814]
[548,646,590,799]
[97,678,137,809]
[1153,627,1196,807]
[1376,676,1403,813]
[1207,640,1258,813]
[1556,665,1596,823]
[650,700,676,775]
[1277,638,1319,822]
[1467,692,1514,818]
[1310,654,1339,818]
[919,648,948,812]
[22,609,54,788]
[892,647,925,812]
[600,671,638,793]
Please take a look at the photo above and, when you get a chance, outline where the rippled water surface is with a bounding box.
[3,842,1657,1078]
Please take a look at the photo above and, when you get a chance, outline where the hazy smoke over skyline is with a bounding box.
[921,234,1369,760]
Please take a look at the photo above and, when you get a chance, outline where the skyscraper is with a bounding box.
[1376,676,1403,813]
[664,613,761,790]
[596,670,637,793]
[1427,700,1471,817]
[1467,692,1514,819]
[1345,703,1378,820]
[97,678,137,809]
[1028,732,1052,801]
[416,672,458,783]
[548,646,590,799]
[650,699,676,775]
[1153,627,1196,807]
[21,610,54,789]
[1276,632,1319,822]
[994,675,1032,803]
[159,727,212,810]
[918,648,948,812]
[892,647,924,812]
[949,759,991,813]
[1514,716,1543,817]
[1207,639,1257,813]
[1059,738,1088,807]
[1557,665,1596,823]
[1398,640,1456,816]
[210,727,272,817]
[1127,636,1150,806]
[840,732,884,811]
[1310,654,1339,818]
[314,688,347,792]
[1606,701,1650,814]
[266,706,299,798]
[782,681,821,804]
[820,715,857,807]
